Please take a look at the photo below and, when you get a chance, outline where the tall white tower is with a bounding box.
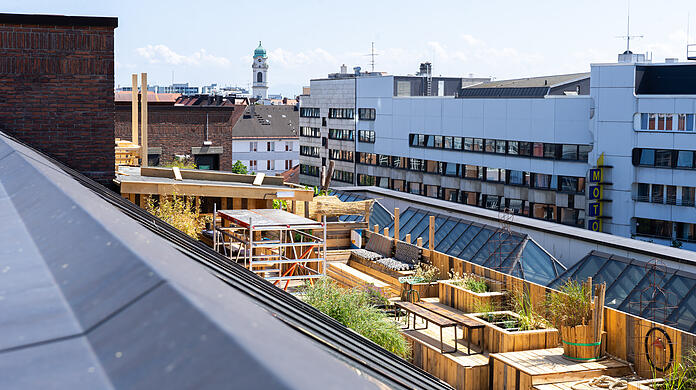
[252,41,268,100]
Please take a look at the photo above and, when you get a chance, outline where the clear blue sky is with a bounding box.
[5,0,696,96]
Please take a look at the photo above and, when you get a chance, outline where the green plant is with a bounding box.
[448,270,488,293]
[302,278,410,358]
[510,288,550,331]
[654,348,696,390]
[671,239,683,249]
[230,160,248,174]
[473,300,499,314]
[146,193,204,239]
[412,263,440,283]
[163,156,196,169]
[272,199,287,210]
[545,279,592,329]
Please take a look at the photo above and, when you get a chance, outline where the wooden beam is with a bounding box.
[417,237,423,248]
[429,216,435,251]
[118,181,313,201]
[140,72,148,168]
[172,166,183,181]
[383,227,389,237]
[374,224,379,233]
[131,74,138,145]
[405,234,411,244]
[252,172,265,186]
[394,207,400,240]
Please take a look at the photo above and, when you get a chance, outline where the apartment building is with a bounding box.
[299,58,696,249]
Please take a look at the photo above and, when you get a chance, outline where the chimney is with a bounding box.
[340,64,347,74]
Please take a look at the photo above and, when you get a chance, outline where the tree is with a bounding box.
[231,160,248,174]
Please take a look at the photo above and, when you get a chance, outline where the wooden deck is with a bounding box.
[491,348,632,390]
[402,323,489,390]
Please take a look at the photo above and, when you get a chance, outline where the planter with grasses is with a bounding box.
[438,272,505,313]
[546,277,607,362]
[468,310,559,353]
[399,263,440,301]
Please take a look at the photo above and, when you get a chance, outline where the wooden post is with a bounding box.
[140,73,148,167]
[383,227,389,237]
[374,224,379,233]
[394,207,400,240]
[417,237,423,247]
[429,216,435,251]
[405,234,411,243]
[131,74,138,145]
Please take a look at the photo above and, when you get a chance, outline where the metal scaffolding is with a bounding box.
[213,208,327,287]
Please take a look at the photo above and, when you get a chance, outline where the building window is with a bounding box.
[148,154,161,167]
[639,113,695,132]
[473,138,483,152]
[299,126,320,138]
[250,141,258,152]
[543,143,557,159]
[328,128,354,140]
[677,151,694,168]
[453,137,463,150]
[684,187,696,206]
[328,108,354,119]
[433,136,443,148]
[408,158,424,171]
[358,108,376,120]
[533,142,544,158]
[495,140,506,154]
[635,218,673,239]
[392,156,407,169]
[257,72,263,83]
[285,160,292,170]
[519,141,532,156]
[484,139,495,153]
[651,184,664,203]
[300,164,320,177]
[636,183,650,202]
[408,182,421,195]
[300,145,320,157]
[358,130,375,143]
[300,107,320,118]
[194,154,219,170]
[485,167,504,182]
[267,141,275,152]
[329,149,354,162]
[332,169,354,183]
[508,170,525,185]
[561,144,578,160]
[507,141,519,155]
[249,160,257,170]
[286,142,293,151]
[266,160,275,170]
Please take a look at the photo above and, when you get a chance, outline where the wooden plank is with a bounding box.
[429,216,435,251]
[131,73,139,144]
[253,172,265,186]
[394,208,400,240]
[140,72,148,167]
[172,166,183,181]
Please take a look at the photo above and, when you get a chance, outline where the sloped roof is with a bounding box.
[334,190,394,229]
[0,132,451,390]
[231,105,299,139]
[114,91,181,102]
[464,72,589,89]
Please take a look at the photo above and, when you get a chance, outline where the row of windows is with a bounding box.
[635,218,696,242]
[409,133,592,162]
[357,174,585,227]
[635,183,696,207]
[332,169,354,183]
[300,107,320,118]
[358,108,376,120]
[328,128,354,140]
[248,141,293,152]
[328,108,354,119]
[633,148,696,169]
[637,113,695,132]
[300,145,320,158]
[329,149,354,162]
[357,153,585,193]
[300,164,320,177]
[300,126,320,138]
[358,130,375,143]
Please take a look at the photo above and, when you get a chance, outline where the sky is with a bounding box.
[5,0,696,96]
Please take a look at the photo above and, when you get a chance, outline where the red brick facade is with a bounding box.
[115,103,245,171]
[0,14,117,183]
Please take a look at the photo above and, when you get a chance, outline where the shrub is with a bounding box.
[412,263,440,283]
[302,278,410,358]
[163,155,197,169]
[510,288,550,331]
[545,279,592,329]
[230,160,248,174]
[146,193,204,239]
[448,270,488,293]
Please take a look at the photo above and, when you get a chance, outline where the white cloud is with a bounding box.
[136,44,231,67]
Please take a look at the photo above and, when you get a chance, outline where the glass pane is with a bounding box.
[617,269,667,315]
[569,255,606,281]
[447,224,482,257]
[605,264,645,308]
[677,151,694,169]
[640,149,655,165]
[644,275,693,323]
[669,288,696,332]
[408,214,435,242]
[435,220,470,252]
[472,231,508,265]
[520,241,558,285]
[483,235,523,269]
[399,211,426,238]
[593,259,628,288]
[417,215,446,246]
[432,219,461,250]
[550,260,583,289]
[394,209,416,232]
[459,227,495,260]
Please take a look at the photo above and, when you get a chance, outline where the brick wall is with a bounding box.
[0,14,117,184]
[115,104,245,171]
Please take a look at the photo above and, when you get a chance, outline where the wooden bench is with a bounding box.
[395,301,458,354]
[415,300,486,355]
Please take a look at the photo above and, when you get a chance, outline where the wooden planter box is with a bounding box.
[400,281,438,301]
[627,379,664,390]
[560,324,603,361]
[469,311,559,353]
[439,280,506,313]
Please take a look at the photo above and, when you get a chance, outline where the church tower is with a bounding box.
[252,41,268,100]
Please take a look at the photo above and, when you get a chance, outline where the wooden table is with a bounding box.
[415,300,486,355]
[395,301,458,354]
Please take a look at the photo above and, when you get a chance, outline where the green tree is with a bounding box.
[231,160,248,174]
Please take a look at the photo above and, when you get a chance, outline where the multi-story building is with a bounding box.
[299,57,696,250]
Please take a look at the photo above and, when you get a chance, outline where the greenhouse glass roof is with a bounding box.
[333,191,393,229]
[376,206,565,285]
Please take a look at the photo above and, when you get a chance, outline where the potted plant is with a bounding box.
[628,349,696,389]
[399,263,440,301]
[438,271,506,313]
[546,278,606,362]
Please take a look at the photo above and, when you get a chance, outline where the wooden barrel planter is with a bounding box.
[438,280,505,313]
[556,278,607,362]
[469,311,559,353]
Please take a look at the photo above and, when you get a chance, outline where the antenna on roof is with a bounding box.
[617,0,643,53]
[363,42,380,72]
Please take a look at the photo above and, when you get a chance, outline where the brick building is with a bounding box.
[0,13,118,184]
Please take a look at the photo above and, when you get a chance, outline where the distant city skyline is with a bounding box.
[6,0,696,96]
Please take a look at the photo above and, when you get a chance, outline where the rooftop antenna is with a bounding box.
[363,42,380,72]
[617,0,643,53]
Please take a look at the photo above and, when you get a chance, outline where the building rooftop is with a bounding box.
[231,105,298,139]
[115,91,181,103]
[0,12,118,27]
[465,72,590,89]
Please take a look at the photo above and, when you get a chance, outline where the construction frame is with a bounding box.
[214,208,327,287]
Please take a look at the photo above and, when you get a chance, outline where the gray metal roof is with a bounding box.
[231,105,299,139]
[464,72,589,89]
[0,133,388,389]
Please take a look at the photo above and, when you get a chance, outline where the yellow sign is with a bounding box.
[588,153,605,232]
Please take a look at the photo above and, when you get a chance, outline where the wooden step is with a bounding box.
[327,263,399,297]
[347,258,404,291]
